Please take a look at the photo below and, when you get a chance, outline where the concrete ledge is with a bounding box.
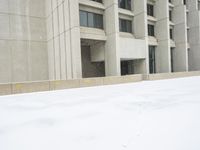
[121,74,143,83]
[50,79,80,90]
[12,81,50,94]
[103,76,124,85]
[79,78,103,87]
[0,84,12,96]
[0,71,200,96]
[147,71,200,80]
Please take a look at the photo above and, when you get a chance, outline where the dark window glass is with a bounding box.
[147,4,154,16]
[119,19,132,33]
[118,0,131,10]
[88,13,94,28]
[169,10,172,21]
[79,11,87,27]
[149,46,156,74]
[171,48,174,72]
[91,0,102,3]
[79,10,103,29]
[170,28,173,39]
[148,24,154,36]
[198,1,200,10]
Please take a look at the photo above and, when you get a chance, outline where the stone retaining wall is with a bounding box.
[0,72,200,96]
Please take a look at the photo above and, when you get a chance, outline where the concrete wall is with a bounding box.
[0,0,48,83]
[0,74,144,96]
[173,2,188,72]
[1,72,200,96]
[104,0,121,76]
[188,0,200,71]
[46,0,82,80]
[155,0,171,73]
[119,37,146,59]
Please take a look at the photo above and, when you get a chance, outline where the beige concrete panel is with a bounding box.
[54,36,61,80]
[0,0,9,13]
[121,74,143,83]
[148,72,200,80]
[65,31,72,79]
[63,0,70,31]
[103,76,124,85]
[30,17,47,41]
[52,0,57,11]
[10,15,29,40]
[58,4,64,34]
[53,9,59,37]
[0,84,12,96]
[11,41,28,82]
[29,42,48,81]
[47,39,55,80]
[0,40,12,83]
[70,27,82,79]
[0,14,10,39]
[80,78,103,87]
[12,81,50,94]
[45,0,52,17]
[156,41,171,73]
[50,79,79,90]
[9,0,46,17]
[46,15,54,41]
[60,33,67,80]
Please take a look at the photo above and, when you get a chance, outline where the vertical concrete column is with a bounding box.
[155,0,171,73]
[68,0,82,79]
[134,0,148,74]
[188,0,200,71]
[104,0,121,76]
[173,1,188,72]
[47,0,82,80]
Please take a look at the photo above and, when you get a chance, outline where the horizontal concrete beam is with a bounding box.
[147,71,200,80]
[0,72,200,96]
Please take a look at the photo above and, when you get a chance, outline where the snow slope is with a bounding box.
[0,77,200,150]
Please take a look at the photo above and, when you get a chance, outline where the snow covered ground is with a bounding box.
[0,77,200,150]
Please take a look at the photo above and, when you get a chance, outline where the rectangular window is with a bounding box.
[119,19,132,33]
[198,1,200,10]
[79,10,103,29]
[118,0,132,10]
[170,28,173,39]
[148,24,155,36]
[147,4,154,16]
[80,11,87,27]
[149,46,156,74]
[91,0,102,3]
[170,48,174,72]
[169,10,172,21]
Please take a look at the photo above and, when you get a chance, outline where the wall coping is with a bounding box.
[0,71,200,96]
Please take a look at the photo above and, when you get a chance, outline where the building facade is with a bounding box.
[0,0,200,83]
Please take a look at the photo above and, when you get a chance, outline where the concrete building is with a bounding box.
[0,0,200,83]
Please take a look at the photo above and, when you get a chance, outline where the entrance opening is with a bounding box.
[170,47,175,72]
[121,60,134,76]
[121,59,146,76]
[81,40,105,78]
[149,46,156,74]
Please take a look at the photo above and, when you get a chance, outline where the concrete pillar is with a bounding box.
[155,0,171,73]
[47,0,82,80]
[173,2,188,72]
[188,0,200,71]
[134,0,148,74]
[104,0,121,76]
